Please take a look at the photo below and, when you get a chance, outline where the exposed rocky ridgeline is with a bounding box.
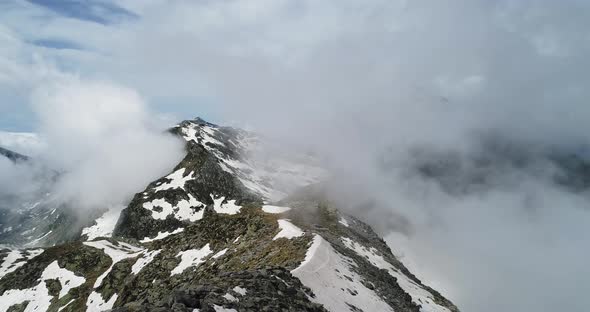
[0,118,458,312]
[0,147,29,163]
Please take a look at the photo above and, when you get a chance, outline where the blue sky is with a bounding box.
[27,0,138,25]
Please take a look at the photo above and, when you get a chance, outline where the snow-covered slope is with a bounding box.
[292,235,395,312]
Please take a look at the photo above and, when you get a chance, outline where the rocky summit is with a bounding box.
[0,118,458,312]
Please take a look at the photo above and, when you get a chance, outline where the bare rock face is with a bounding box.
[0,118,459,312]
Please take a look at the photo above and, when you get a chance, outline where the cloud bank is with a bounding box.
[0,74,184,213]
[29,76,185,210]
[124,2,589,311]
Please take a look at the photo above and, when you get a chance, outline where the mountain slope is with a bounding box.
[0,118,458,312]
[0,147,102,248]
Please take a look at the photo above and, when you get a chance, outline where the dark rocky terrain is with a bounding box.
[0,118,459,312]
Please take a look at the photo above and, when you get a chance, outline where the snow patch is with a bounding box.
[233,286,247,296]
[273,219,304,240]
[292,235,394,312]
[338,217,350,227]
[213,305,237,312]
[132,250,162,275]
[212,248,228,259]
[0,281,52,312]
[0,260,85,312]
[143,195,204,222]
[223,293,238,302]
[154,168,194,192]
[171,244,213,276]
[211,195,241,215]
[181,126,199,142]
[140,228,185,243]
[0,249,43,279]
[180,124,224,147]
[42,261,86,299]
[82,206,122,240]
[201,126,225,146]
[58,299,75,311]
[83,240,143,288]
[86,291,117,312]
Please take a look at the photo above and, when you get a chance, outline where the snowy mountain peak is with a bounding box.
[0,118,458,312]
[174,118,326,201]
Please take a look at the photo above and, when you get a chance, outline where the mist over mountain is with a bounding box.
[1,1,590,311]
[0,118,461,312]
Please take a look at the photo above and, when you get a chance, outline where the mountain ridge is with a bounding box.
[0,146,29,163]
[0,118,459,312]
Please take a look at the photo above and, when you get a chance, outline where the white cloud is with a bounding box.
[30,76,184,210]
